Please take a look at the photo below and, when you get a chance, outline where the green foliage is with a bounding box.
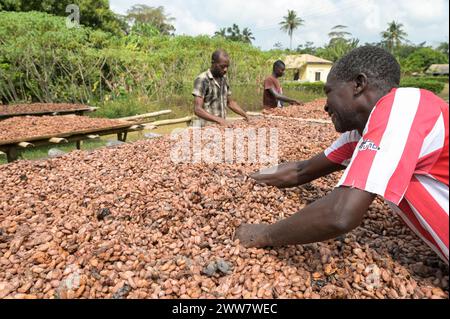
[296,42,317,55]
[381,20,408,53]
[130,22,160,37]
[0,0,127,35]
[401,47,448,74]
[279,10,304,50]
[0,11,277,105]
[400,78,445,94]
[214,24,255,44]
[437,42,449,56]
[407,76,449,84]
[283,81,325,94]
[126,4,175,35]
[316,38,359,62]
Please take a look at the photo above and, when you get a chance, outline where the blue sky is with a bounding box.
[110,0,449,51]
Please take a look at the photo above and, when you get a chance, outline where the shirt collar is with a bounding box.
[207,69,214,79]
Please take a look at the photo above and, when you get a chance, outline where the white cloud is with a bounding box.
[109,0,449,50]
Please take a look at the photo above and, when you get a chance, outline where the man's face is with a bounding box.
[324,76,359,133]
[274,65,285,77]
[211,55,230,78]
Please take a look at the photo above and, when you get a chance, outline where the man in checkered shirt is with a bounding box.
[192,49,248,127]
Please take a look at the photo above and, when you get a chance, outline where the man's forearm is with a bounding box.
[269,89,300,104]
[275,94,298,104]
[252,153,344,188]
[237,188,375,248]
[228,100,248,119]
[267,188,375,246]
[194,106,224,125]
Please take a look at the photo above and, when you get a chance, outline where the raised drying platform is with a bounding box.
[0,103,97,120]
[0,115,143,162]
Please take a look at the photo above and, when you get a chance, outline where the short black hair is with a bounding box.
[329,46,401,93]
[212,49,229,63]
[273,60,285,70]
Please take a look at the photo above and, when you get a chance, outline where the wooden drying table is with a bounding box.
[0,119,144,163]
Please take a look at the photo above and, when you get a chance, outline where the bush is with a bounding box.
[400,78,445,94]
[401,47,448,74]
[408,76,449,84]
[283,82,325,94]
[0,11,281,104]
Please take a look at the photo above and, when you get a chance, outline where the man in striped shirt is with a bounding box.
[236,46,449,263]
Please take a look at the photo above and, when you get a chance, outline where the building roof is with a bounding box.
[284,54,333,69]
[425,64,449,75]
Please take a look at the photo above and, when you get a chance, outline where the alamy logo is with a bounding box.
[359,139,380,151]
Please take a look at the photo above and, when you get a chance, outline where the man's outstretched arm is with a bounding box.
[227,98,249,121]
[268,88,302,105]
[251,153,345,188]
[236,187,376,248]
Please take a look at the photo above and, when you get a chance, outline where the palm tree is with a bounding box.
[227,24,241,42]
[328,25,351,44]
[279,10,304,50]
[242,28,255,44]
[381,21,408,54]
[214,28,227,38]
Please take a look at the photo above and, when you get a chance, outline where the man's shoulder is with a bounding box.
[264,75,277,82]
[195,70,210,80]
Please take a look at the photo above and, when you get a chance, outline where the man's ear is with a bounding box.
[354,73,368,96]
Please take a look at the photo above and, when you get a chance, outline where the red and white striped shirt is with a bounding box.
[325,88,449,263]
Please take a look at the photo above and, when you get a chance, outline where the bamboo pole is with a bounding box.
[128,124,145,131]
[18,142,34,148]
[86,134,100,139]
[49,137,68,144]
[149,116,192,127]
[247,111,262,116]
[119,110,172,121]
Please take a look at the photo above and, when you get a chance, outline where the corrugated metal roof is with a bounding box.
[426,64,449,75]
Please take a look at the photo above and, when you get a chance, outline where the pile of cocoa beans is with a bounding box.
[0,116,128,143]
[0,103,89,116]
[0,115,447,299]
[263,99,329,120]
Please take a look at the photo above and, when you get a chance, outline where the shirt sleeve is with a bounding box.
[324,130,361,167]
[337,88,440,205]
[192,76,207,98]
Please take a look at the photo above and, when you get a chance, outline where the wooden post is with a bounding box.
[6,146,18,163]
[76,140,82,150]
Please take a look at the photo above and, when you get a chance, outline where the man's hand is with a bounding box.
[217,118,229,126]
[235,224,271,248]
[251,154,345,189]
[251,162,304,188]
